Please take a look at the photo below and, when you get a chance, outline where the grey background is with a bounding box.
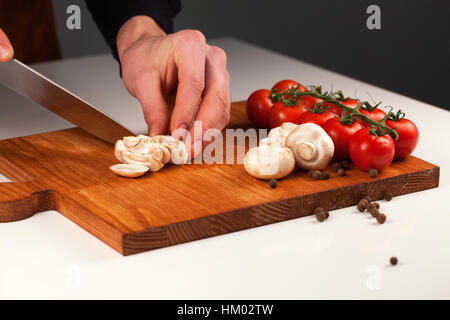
[51,0,449,110]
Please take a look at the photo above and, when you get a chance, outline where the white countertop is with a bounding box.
[1,38,449,299]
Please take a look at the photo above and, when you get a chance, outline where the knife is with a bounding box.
[0,59,135,144]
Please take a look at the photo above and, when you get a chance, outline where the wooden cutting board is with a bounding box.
[0,101,439,255]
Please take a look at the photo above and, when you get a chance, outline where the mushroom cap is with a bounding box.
[109,164,149,178]
[267,122,298,146]
[244,145,295,180]
[285,123,334,170]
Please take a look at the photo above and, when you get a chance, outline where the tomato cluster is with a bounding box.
[246,80,419,172]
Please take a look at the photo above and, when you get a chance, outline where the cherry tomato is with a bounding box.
[386,118,419,159]
[246,89,273,128]
[321,101,343,117]
[298,109,336,127]
[268,101,308,128]
[323,118,364,160]
[359,108,387,126]
[271,80,306,94]
[298,95,323,109]
[348,127,395,171]
[340,98,359,109]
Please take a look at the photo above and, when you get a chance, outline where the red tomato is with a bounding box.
[298,109,336,127]
[298,95,323,109]
[348,127,395,171]
[246,89,273,128]
[359,108,387,126]
[386,118,419,159]
[268,101,308,128]
[271,80,306,94]
[321,101,343,117]
[323,118,364,160]
[340,98,359,109]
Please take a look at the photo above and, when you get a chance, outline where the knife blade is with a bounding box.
[0,59,135,144]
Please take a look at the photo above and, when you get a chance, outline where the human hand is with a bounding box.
[117,16,230,157]
[0,28,14,62]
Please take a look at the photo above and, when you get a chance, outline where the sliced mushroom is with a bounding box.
[267,122,298,146]
[285,123,334,170]
[149,135,188,164]
[109,164,149,178]
[121,152,164,172]
[244,145,295,180]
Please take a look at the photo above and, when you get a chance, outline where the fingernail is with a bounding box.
[0,45,11,60]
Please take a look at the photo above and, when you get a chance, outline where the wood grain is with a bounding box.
[0,101,440,255]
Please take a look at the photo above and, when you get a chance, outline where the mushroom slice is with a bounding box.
[244,145,295,180]
[121,152,164,172]
[109,164,149,178]
[123,136,141,148]
[114,140,127,163]
[150,135,188,164]
[285,123,334,170]
[267,122,298,146]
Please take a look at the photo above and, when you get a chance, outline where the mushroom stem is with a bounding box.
[296,141,316,161]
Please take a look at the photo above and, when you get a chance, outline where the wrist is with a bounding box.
[116,15,166,61]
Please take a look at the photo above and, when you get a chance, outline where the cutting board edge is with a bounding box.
[120,165,439,256]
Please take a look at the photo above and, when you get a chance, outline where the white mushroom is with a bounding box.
[285,123,334,170]
[149,135,188,164]
[266,122,298,146]
[120,152,164,172]
[244,144,295,180]
[109,164,149,178]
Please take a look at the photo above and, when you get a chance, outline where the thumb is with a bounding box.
[0,28,14,62]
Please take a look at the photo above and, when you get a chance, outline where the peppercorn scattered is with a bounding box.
[314,207,326,222]
[367,203,379,212]
[362,195,372,203]
[376,213,386,224]
[322,171,330,179]
[390,256,398,266]
[332,162,341,172]
[384,192,393,201]
[368,168,378,178]
[311,170,322,180]
[369,208,379,218]
[269,179,277,189]
[337,168,345,176]
[340,160,349,170]
[357,199,368,212]
[348,162,356,170]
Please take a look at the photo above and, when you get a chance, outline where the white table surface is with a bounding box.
[0,38,449,299]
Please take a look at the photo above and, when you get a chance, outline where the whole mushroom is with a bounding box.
[266,122,298,146]
[244,143,295,180]
[285,123,334,170]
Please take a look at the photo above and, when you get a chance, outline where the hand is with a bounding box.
[117,16,230,157]
[0,28,14,62]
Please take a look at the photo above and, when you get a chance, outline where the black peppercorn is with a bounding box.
[322,171,330,179]
[369,208,379,218]
[390,256,398,266]
[368,168,378,178]
[332,162,341,172]
[376,213,386,224]
[311,170,322,180]
[384,192,393,201]
[314,207,326,222]
[269,179,277,189]
[337,168,345,176]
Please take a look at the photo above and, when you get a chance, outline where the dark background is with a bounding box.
[52,0,450,109]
